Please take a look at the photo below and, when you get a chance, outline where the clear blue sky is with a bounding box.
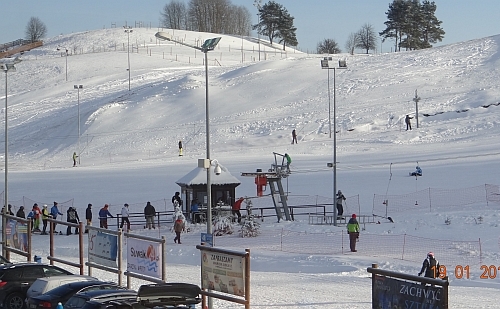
[1,0,498,53]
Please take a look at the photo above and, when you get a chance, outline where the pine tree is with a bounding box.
[239,198,260,237]
[213,213,234,236]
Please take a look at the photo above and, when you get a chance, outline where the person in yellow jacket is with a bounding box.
[347,214,360,252]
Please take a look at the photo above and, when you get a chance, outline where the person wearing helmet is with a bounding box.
[347,214,360,252]
[418,252,440,279]
[336,190,346,217]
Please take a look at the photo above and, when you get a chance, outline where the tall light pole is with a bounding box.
[155,32,220,309]
[1,57,21,256]
[57,47,69,81]
[124,26,133,91]
[321,57,347,226]
[253,0,262,61]
[74,85,83,164]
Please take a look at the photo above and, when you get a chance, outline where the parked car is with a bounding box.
[64,289,136,309]
[26,281,124,309]
[0,256,11,266]
[85,283,201,309]
[26,275,97,299]
[0,263,73,309]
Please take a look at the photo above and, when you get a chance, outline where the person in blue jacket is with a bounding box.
[99,204,114,229]
[50,202,63,233]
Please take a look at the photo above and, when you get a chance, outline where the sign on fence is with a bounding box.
[126,238,162,279]
[5,219,28,252]
[88,230,118,268]
[200,249,245,296]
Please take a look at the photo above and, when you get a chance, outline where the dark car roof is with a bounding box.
[34,281,119,299]
[0,263,72,276]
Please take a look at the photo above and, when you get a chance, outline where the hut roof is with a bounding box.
[176,164,241,186]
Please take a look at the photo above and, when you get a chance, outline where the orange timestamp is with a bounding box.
[434,265,500,279]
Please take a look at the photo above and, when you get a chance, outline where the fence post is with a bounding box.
[401,234,406,260]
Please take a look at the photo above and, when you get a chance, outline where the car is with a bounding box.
[0,256,10,266]
[0,263,73,309]
[82,283,201,309]
[64,289,137,309]
[26,275,97,299]
[26,281,124,309]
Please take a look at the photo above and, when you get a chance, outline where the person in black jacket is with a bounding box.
[172,192,182,208]
[144,202,156,229]
[66,207,80,235]
[419,252,440,279]
[16,206,26,218]
[85,204,92,233]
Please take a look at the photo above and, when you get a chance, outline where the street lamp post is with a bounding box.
[1,57,21,257]
[155,31,220,309]
[124,26,133,91]
[74,85,83,164]
[57,47,69,81]
[321,57,347,226]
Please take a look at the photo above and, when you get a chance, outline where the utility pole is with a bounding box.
[413,89,421,128]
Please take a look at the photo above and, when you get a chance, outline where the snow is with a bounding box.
[2,27,500,308]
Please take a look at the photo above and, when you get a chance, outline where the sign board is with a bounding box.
[88,230,118,268]
[372,275,444,309]
[5,219,28,252]
[201,37,221,52]
[200,249,245,297]
[126,238,162,279]
[201,233,213,247]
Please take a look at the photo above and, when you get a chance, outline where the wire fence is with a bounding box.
[373,183,500,216]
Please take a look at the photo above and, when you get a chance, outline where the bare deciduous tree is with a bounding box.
[161,0,187,30]
[345,33,358,55]
[355,23,377,54]
[317,39,341,54]
[25,16,47,43]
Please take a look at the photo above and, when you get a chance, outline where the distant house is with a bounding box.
[175,164,241,214]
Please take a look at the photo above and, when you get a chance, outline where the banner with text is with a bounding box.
[126,238,162,279]
[200,249,245,297]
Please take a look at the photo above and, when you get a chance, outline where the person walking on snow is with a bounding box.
[336,190,346,217]
[405,115,413,131]
[173,215,185,244]
[120,203,131,231]
[73,152,78,167]
[285,153,292,172]
[419,252,441,279]
[98,204,114,229]
[291,129,298,144]
[347,214,360,252]
[178,140,183,156]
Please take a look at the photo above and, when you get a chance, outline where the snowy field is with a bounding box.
[2,27,500,308]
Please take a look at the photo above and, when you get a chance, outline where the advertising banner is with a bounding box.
[126,238,162,279]
[200,249,245,297]
[373,275,444,309]
[5,219,28,252]
[88,230,118,268]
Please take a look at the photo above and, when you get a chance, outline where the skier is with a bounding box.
[178,140,183,156]
[98,204,114,229]
[232,197,244,224]
[41,205,50,235]
[72,152,78,167]
[51,202,63,233]
[66,207,80,235]
[336,190,346,217]
[347,214,360,252]
[85,204,92,233]
[144,201,156,229]
[419,252,441,279]
[291,129,298,144]
[173,215,185,244]
[405,115,413,131]
[120,203,131,231]
[410,166,422,176]
[32,203,41,232]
